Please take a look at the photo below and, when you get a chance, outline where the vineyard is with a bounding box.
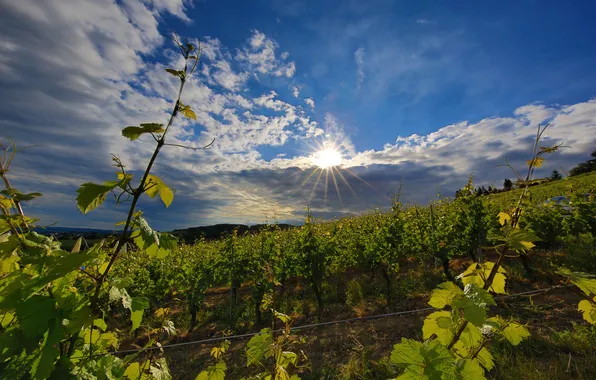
[1,38,596,380]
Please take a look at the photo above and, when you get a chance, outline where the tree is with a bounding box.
[550,170,563,180]
[503,178,513,191]
[569,149,596,176]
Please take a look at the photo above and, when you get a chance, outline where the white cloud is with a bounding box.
[354,47,365,88]
[305,97,315,109]
[236,29,296,78]
[292,86,300,98]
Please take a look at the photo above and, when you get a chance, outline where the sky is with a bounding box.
[1,0,595,230]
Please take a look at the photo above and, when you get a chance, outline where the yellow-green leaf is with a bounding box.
[145,174,174,207]
[124,362,140,380]
[422,311,453,345]
[578,299,596,325]
[526,157,544,168]
[428,282,464,309]
[497,212,511,226]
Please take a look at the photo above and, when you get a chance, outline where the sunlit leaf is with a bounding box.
[390,338,456,379]
[557,269,596,296]
[459,359,486,380]
[124,362,140,380]
[457,262,507,294]
[428,282,464,309]
[578,299,596,325]
[422,311,453,345]
[497,212,511,226]
[145,174,174,207]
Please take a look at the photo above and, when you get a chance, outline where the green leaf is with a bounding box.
[124,362,140,380]
[501,321,531,345]
[476,348,494,370]
[165,68,185,78]
[150,357,172,380]
[578,299,596,325]
[93,318,107,332]
[390,338,456,380]
[30,317,63,379]
[130,296,149,331]
[459,359,486,380]
[76,180,121,214]
[145,174,174,207]
[453,297,487,326]
[557,269,596,296]
[279,351,298,367]
[457,262,507,294]
[506,229,541,252]
[246,329,274,366]
[122,123,165,141]
[196,361,226,380]
[422,311,453,345]
[428,282,464,309]
[0,189,42,202]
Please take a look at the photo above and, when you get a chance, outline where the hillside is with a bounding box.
[483,171,596,208]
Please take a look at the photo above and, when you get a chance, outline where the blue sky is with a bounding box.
[1,0,595,230]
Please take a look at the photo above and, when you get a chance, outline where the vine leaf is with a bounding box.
[130,296,150,331]
[195,361,226,380]
[149,357,171,380]
[0,189,42,202]
[390,338,456,379]
[457,262,507,294]
[246,329,273,366]
[145,174,174,207]
[459,359,486,380]
[76,181,121,214]
[497,212,511,226]
[124,362,140,380]
[428,282,463,309]
[558,269,596,296]
[179,103,197,120]
[122,123,165,141]
[578,298,596,325]
[165,68,185,79]
[422,311,453,345]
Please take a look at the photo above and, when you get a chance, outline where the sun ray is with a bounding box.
[308,169,324,201]
[298,167,320,190]
[324,169,329,203]
[329,166,343,207]
[334,166,359,199]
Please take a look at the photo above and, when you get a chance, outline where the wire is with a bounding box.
[90,283,569,357]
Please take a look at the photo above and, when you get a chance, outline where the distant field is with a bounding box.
[483,171,596,209]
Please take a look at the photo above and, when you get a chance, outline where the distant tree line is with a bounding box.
[455,169,565,198]
[569,149,596,176]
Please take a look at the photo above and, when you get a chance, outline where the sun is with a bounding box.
[313,147,343,169]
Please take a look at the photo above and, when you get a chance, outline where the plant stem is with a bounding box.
[90,76,186,312]
[0,159,28,232]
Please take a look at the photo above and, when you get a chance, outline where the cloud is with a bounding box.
[305,97,315,109]
[354,47,365,88]
[236,29,296,78]
[292,86,300,98]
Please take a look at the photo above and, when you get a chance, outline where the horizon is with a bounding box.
[2,0,596,230]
